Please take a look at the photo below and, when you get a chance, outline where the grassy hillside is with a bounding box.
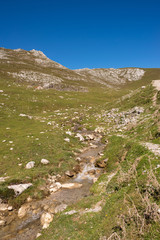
[0,48,160,239]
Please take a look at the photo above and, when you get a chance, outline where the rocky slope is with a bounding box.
[0,47,149,91]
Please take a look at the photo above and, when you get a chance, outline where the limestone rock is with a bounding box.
[0,204,8,211]
[8,183,32,195]
[40,212,53,229]
[25,161,35,169]
[65,170,75,177]
[0,220,5,226]
[18,205,28,218]
[49,182,62,193]
[41,159,50,165]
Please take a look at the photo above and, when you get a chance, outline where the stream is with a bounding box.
[0,134,106,240]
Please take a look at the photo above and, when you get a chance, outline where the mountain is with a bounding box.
[1,47,160,91]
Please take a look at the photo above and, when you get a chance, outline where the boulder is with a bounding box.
[25,161,35,169]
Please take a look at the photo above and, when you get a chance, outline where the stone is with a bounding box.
[95,160,107,168]
[40,212,53,229]
[49,182,62,193]
[36,233,42,238]
[65,170,75,177]
[8,183,32,195]
[0,204,8,211]
[8,206,13,211]
[25,161,35,169]
[54,204,67,214]
[64,138,70,142]
[41,159,50,165]
[18,205,28,218]
[85,134,95,140]
[75,133,84,141]
[0,220,5,226]
[61,183,82,189]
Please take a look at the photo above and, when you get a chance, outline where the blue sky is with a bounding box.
[1,0,160,69]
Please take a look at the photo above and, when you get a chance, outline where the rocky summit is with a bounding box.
[0,47,148,91]
[0,48,160,240]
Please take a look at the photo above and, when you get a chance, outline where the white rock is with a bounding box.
[41,159,50,165]
[8,183,32,195]
[64,138,70,142]
[0,90,4,93]
[18,205,28,218]
[75,133,84,141]
[36,233,42,238]
[66,131,72,136]
[0,220,5,226]
[49,182,62,193]
[0,204,8,211]
[40,212,53,229]
[25,161,35,169]
[8,206,13,211]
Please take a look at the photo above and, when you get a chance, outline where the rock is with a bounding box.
[66,131,72,136]
[49,182,62,193]
[0,204,8,211]
[75,133,84,141]
[85,134,95,140]
[54,204,67,214]
[61,183,82,189]
[40,212,53,229]
[95,159,107,168]
[41,159,50,164]
[157,209,160,214]
[0,220,5,226]
[36,233,42,238]
[25,161,35,169]
[65,170,75,177]
[8,183,32,195]
[64,210,77,215]
[8,206,13,211]
[18,205,28,218]
[64,138,70,142]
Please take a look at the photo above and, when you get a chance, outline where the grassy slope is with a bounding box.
[38,85,160,240]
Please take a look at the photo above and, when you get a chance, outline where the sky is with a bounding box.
[0,0,160,69]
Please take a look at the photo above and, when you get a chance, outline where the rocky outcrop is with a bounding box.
[74,68,145,86]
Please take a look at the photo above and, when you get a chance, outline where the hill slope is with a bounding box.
[0,48,160,240]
